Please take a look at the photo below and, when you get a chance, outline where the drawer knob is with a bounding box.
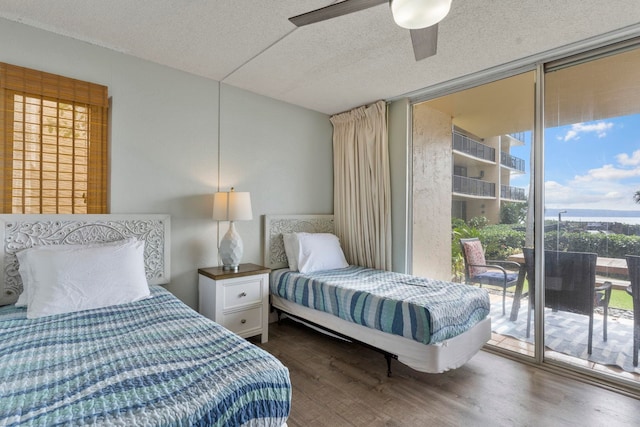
[239,292,247,297]
[241,319,247,324]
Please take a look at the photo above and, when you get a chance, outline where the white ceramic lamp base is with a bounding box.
[219,221,243,272]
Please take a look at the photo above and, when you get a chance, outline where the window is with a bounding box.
[410,40,640,387]
[0,63,108,214]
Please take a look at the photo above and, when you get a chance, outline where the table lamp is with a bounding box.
[212,188,253,272]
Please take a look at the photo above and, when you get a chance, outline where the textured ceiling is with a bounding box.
[0,0,639,115]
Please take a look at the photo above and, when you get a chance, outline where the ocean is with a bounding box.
[545,216,640,225]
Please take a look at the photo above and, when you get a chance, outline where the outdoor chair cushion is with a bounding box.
[474,271,519,286]
[462,239,488,277]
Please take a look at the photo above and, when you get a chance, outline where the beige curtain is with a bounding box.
[330,100,391,270]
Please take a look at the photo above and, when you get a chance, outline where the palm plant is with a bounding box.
[635,190,640,204]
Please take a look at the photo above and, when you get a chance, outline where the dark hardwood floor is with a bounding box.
[257,319,640,427]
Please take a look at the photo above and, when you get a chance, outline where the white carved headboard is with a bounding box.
[263,214,334,269]
[0,214,170,306]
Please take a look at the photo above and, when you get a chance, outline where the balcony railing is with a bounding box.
[509,132,527,143]
[501,185,526,201]
[452,132,495,162]
[453,175,495,197]
[500,151,525,172]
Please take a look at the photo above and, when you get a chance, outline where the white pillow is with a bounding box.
[15,239,137,307]
[282,233,300,271]
[15,250,33,307]
[297,232,349,274]
[23,239,150,319]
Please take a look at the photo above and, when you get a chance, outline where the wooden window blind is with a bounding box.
[0,63,108,214]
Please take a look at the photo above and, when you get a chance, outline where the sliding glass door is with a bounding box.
[412,71,536,357]
[411,40,640,388]
[543,45,640,376]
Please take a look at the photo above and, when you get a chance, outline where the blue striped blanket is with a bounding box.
[271,266,490,344]
[0,286,290,427]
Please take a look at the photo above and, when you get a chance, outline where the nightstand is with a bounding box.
[198,263,271,343]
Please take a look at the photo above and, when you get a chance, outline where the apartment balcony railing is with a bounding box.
[452,132,495,162]
[509,132,527,143]
[500,151,525,172]
[453,175,495,198]
[501,185,526,201]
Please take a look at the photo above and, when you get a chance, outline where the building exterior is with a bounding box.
[452,127,526,223]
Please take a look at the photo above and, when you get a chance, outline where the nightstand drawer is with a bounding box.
[198,264,270,343]
[222,306,263,335]
[223,279,263,310]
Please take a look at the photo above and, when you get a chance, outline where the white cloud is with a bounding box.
[544,179,640,210]
[616,149,640,166]
[573,164,640,183]
[561,121,613,142]
[603,191,622,200]
[544,145,640,209]
[544,119,640,210]
[561,130,578,141]
[572,148,640,183]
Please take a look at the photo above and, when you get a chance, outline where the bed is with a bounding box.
[263,214,491,374]
[0,214,291,427]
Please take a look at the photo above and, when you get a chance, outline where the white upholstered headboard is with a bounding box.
[263,214,334,269]
[0,214,170,306]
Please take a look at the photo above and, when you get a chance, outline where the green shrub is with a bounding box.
[478,224,525,260]
[500,202,527,224]
[545,231,640,257]
[468,216,489,229]
[450,220,640,278]
[451,218,480,281]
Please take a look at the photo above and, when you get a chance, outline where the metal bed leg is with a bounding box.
[385,354,393,377]
[275,308,400,377]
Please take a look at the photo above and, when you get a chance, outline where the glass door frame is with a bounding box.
[533,63,545,365]
[405,33,640,394]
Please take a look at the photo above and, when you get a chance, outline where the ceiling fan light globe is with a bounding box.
[390,0,452,29]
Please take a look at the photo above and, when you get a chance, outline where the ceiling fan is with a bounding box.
[289,0,452,61]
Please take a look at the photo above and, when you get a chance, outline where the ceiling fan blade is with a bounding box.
[289,0,387,27]
[410,24,438,61]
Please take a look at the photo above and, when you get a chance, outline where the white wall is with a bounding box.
[0,18,334,309]
[219,84,334,265]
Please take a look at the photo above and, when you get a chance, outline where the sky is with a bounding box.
[508,113,640,213]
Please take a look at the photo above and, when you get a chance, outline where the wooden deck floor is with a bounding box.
[257,319,640,427]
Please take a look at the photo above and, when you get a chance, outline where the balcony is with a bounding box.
[500,151,525,172]
[501,185,526,201]
[453,132,495,162]
[509,132,527,144]
[453,175,495,198]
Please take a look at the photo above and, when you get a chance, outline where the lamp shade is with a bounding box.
[390,0,452,29]
[212,190,252,221]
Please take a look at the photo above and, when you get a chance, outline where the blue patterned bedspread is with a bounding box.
[0,286,290,427]
[271,266,490,344]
